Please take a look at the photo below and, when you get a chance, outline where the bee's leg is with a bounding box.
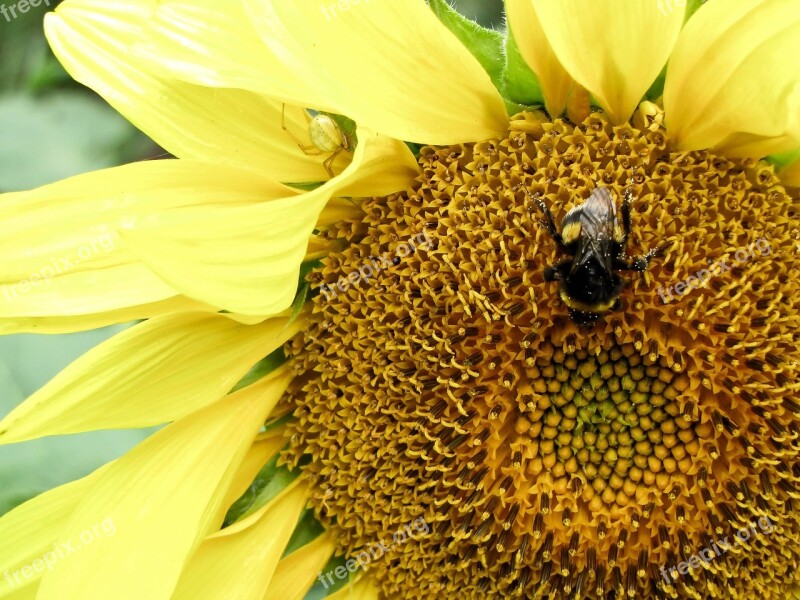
[617,180,634,259]
[528,193,567,249]
[614,245,663,272]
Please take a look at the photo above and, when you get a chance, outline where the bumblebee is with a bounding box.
[532,184,660,325]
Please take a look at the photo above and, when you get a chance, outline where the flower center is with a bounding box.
[283,110,800,598]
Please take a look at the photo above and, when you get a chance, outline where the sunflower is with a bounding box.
[1,0,800,599]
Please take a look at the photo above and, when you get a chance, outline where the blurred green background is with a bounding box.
[0,0,504,515]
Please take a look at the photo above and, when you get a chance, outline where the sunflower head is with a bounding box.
[0,1,799,600]
[285,108,800,598]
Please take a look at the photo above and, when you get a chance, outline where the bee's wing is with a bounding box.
[571,188,617,272]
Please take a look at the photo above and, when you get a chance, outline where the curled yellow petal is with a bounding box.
[121,129,418,316]
[533,0,684,124]
[246,0,508,143]
[45,0,327,181]
[664,0,800,156]
[138,0,334,112]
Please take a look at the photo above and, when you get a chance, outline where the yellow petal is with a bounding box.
[1,583,38,600]
[36,376,287,600]
[264,533,335,600]
[45,0,327,181]
[324,577,380,600]
[245,0,508,144]
[0,469,104,597]
[0,296,213,335]
[334,134,420,199]
[217,431,287,523]
[121,129,418,315]
[137,0,335,113]
[0,314,300,444]
[0,160,296,321]
[780,156,800,187]
[173,482,310,600]
[505,0,573,117]
[664,0,800,156]
[305,234,339,262]
[533,0,684,124]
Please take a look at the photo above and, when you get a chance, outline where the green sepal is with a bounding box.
[291,258,323,324]
[428,0,505,90]
[222,453,307,526]
[305,555,353,598]
[230,347,286,393]
[263,410,294,433]
[685,0,710,21]
[768,149,800,168]
[644,67,667,101]
[427,0,541,114]
[287,181,324,191]
[502,27,545,108]
[282,508,326,557]
[292,283,310,323]
[405,141,425,157]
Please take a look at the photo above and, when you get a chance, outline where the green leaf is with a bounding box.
[223,453,302,526]
[502,27,545,107]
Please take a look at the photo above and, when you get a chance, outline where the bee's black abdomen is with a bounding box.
[565,261,616,305]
